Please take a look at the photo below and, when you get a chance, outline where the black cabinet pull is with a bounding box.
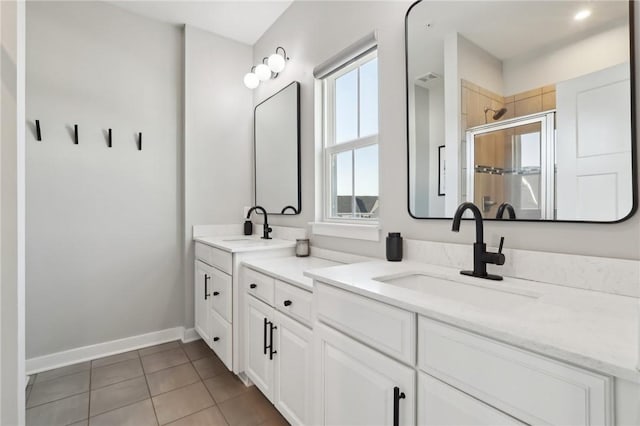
[263,317,268,355]
[283,300,292,307]
[213,337,220,342]
[268,322,277,360]
[204,275,211,300]
[393,386,406,426]
[250,283,257,289]
[213,291,220,296]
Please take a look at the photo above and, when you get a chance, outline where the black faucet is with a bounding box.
[246,206,272,239]
[496,203,516,220]
[451,202,505,281]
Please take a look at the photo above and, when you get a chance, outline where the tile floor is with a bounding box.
[25,340,289,426]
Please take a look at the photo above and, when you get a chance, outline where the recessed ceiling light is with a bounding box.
[574,9,592,21]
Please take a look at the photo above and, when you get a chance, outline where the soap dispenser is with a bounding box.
[386,232,403,261]
[244,219,253,236]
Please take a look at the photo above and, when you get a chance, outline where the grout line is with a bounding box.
[89,372,145,392]
[157,399,219,426]
[142,368,161,426]
[32,366,92,385]
[87,398,154,423]
[26,390,90,410]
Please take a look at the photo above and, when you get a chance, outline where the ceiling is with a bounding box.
[110,0,294,45]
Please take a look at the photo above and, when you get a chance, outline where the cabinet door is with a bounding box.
[194,261,212,343]
[418,372,525,425]
[245,295,275,401]
[274,312,312,425]
[314,323,415,426]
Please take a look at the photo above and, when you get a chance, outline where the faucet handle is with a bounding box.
[498,236,504,254]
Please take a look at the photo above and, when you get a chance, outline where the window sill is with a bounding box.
[309,221,381,242]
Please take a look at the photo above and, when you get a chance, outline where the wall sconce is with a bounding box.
[244,46,289,89]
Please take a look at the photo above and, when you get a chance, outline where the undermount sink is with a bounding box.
[374,272,540,309]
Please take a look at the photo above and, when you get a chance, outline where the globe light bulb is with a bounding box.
[243,72,259,89]
[255,63,272,81]
[268,53,286,73]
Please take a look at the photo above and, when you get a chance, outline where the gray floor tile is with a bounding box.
[69,421,89,426]
[203,373,250,404]
[91,358,144,390]
[146,363,200,396]
[192,356,228,380]
[89,376,150,417]
[26,392,89,426]
[91,350,139,369]
[152,381,214,425]
[141,347,189,374]
[35,362,91,384]
[26,384,33,404]
[181,340,215,362]
[218,388,282,426]
[138,341,180,357]
[28,370,90,408]
[89,399,158,426]
[166,406,228,426]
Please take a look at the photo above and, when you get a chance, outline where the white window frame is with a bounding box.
[321,49,379,225]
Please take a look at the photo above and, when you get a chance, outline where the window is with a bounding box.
[321,50,379,221]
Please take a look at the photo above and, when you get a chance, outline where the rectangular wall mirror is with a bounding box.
[255,81,301,214]
[406,0,636,222]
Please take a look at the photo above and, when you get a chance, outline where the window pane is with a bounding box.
[335,69,358,144]
[331,150,353,217]
[354,144,379,218]
[359,57,378,138]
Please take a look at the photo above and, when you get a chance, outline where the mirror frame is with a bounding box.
[254,81,301,215]
[404,0,638,223]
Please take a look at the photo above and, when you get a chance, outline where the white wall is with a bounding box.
[503,24,629,95]
[458,34,503,95]
[26,1,184,358]
[183,25,252,328]
[1,0,26,423]
[252,0,640,261]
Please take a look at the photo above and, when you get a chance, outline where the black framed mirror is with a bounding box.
[406,0,637,222]
[254,81,301,215]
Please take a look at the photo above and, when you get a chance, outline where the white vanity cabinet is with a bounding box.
[313,281,615,426]
[194,239,294,373]
[244,267,314,425]
[194,256,233,370]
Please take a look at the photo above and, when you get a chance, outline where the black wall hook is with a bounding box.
[137,132,142,151]
[74,124,79,144]
[108,128,112,148]
[35,120,42,141]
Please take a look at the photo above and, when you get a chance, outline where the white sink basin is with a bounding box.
[374,272,540,309]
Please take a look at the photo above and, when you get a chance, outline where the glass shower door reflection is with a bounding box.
[466,113,555,220]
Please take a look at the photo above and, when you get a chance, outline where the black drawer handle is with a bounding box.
[213,291,220,296]
[250,283,257,289]
[393,386,406,426]
[283,300,292,307]
[213,337,220,342]
[204,275,211,300]
[269,322,277,360]
[263,317,268,355]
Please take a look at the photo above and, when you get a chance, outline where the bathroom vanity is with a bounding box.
[193,235,295,372]
[306,258,639,425]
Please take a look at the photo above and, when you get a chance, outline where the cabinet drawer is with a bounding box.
[195,242,232,274]
[316,282,415,365]
[209,309,232,371]
[209,268,232,322]
[245,268,275,306]
[418,316,613,425]
[418,372,524,425]
[275,280,312,326]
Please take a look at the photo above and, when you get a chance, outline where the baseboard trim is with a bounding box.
[182,327,199,343]
[26,326,200,375]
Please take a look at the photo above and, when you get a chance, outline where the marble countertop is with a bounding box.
[305,260,640,382]
[242,256,343,291]
[194,235,295,253]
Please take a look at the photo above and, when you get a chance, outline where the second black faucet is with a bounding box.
[246,206,272,239]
